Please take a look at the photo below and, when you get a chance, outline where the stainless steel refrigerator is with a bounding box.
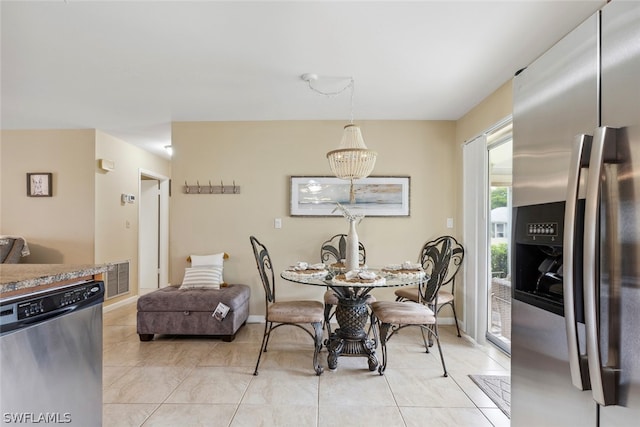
[511,1,640,425]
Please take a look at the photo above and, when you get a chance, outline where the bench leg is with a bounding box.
[222,333,236,342]
[139,334,154,341]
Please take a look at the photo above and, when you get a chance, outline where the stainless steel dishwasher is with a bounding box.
[0,280,104,426]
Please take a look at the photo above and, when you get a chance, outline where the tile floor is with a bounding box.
[103,303,510,426]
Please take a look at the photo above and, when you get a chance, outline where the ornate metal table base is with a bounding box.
[280,270,423,372]
[325,295,378,371]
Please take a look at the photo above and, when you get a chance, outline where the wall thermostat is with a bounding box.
[121,193,135,204]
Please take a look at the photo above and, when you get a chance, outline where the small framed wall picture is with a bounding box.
[27,173,52,197]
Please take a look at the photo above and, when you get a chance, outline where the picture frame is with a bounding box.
[290,176,410,217]
[27,173,52,197]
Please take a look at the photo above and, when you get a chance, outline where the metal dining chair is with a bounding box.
[250,236,325,376]
[370,265,449,376]
[394,235,465,338]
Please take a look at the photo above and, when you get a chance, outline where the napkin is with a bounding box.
[345,270,377,280]
[402,261,422,270]
[294,262,308,270]
[294,262,325,270]
[358,271,377,280]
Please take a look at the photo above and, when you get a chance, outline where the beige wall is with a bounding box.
[95,130,171,304]
[1,128,170,306]
[1,81,513,320]
[453,79,513,234]
[456,80,513,144]
[452,79,513,329]
[1,129,96,263]
[171,120,457,316]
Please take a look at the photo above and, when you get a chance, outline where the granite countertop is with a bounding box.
[0,264,112,297]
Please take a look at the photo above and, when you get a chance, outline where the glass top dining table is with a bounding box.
[281,268,426,371]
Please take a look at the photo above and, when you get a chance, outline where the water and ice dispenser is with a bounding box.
[513,201,584,321]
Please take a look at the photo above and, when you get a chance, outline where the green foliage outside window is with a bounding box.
[491,243,508,278]
[491,187,508,209]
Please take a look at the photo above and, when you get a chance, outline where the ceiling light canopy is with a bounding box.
[302,73,377,203]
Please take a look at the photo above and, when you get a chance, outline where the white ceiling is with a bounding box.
[1,0,605,159]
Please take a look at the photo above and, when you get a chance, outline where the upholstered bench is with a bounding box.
[136,284,250,342]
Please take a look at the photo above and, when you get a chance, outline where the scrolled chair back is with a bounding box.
[320,233,366,265]
[445,239,464,286]
[249,236,276,304]
[418,235,463,304]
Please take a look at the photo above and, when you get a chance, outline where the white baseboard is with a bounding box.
[247,315,265,324]
[246,315,458,327]
[103,295,138,313]
[436,316,456,326]
[107,305,460,330]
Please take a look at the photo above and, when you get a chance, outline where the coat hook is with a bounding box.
[197,180,201,193]
[209,180,214,193]
[185,180,190,193]
[221,180,225,194]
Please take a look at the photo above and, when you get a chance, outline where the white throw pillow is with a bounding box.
[179,266,223,290]
[190,252,225,267]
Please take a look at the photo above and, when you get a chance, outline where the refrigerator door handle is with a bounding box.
[584,126,619,406]
[564,133,592,391]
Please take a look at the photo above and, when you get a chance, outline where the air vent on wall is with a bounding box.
[106,260,130,299]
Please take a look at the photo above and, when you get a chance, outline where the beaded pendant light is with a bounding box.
[302,74,377,203]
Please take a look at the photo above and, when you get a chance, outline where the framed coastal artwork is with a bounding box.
[290,176,410,217]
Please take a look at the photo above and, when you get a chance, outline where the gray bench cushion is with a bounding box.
[136,284,251,341]
[137,284,250,312]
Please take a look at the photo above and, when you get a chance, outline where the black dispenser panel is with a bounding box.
[512,201,584,322]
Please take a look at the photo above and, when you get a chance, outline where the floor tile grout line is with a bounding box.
[449,373,501,426]
[102,303,511,426]
[138,402,162,427]
[228,369,254,427]
[383,370,410,427]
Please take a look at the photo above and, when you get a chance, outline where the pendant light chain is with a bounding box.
[305,76,356,124]
[302,73,377,199]
[304,77,353,96]
[349,78,355,124]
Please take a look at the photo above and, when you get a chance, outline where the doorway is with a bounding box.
[487,130,512,353]
[462,116,512,353]
[139,169,169,294]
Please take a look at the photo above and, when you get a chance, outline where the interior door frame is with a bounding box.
[138,168,170,290]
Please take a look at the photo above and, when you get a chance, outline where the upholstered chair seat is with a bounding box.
[371,301,436,326]
[267,301,324,324]
[434,290,454,305]
[393,287,419,302]
[394,236,464,339]
[250,235,325,376]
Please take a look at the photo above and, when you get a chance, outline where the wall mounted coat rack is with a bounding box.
[183,180,240,194]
